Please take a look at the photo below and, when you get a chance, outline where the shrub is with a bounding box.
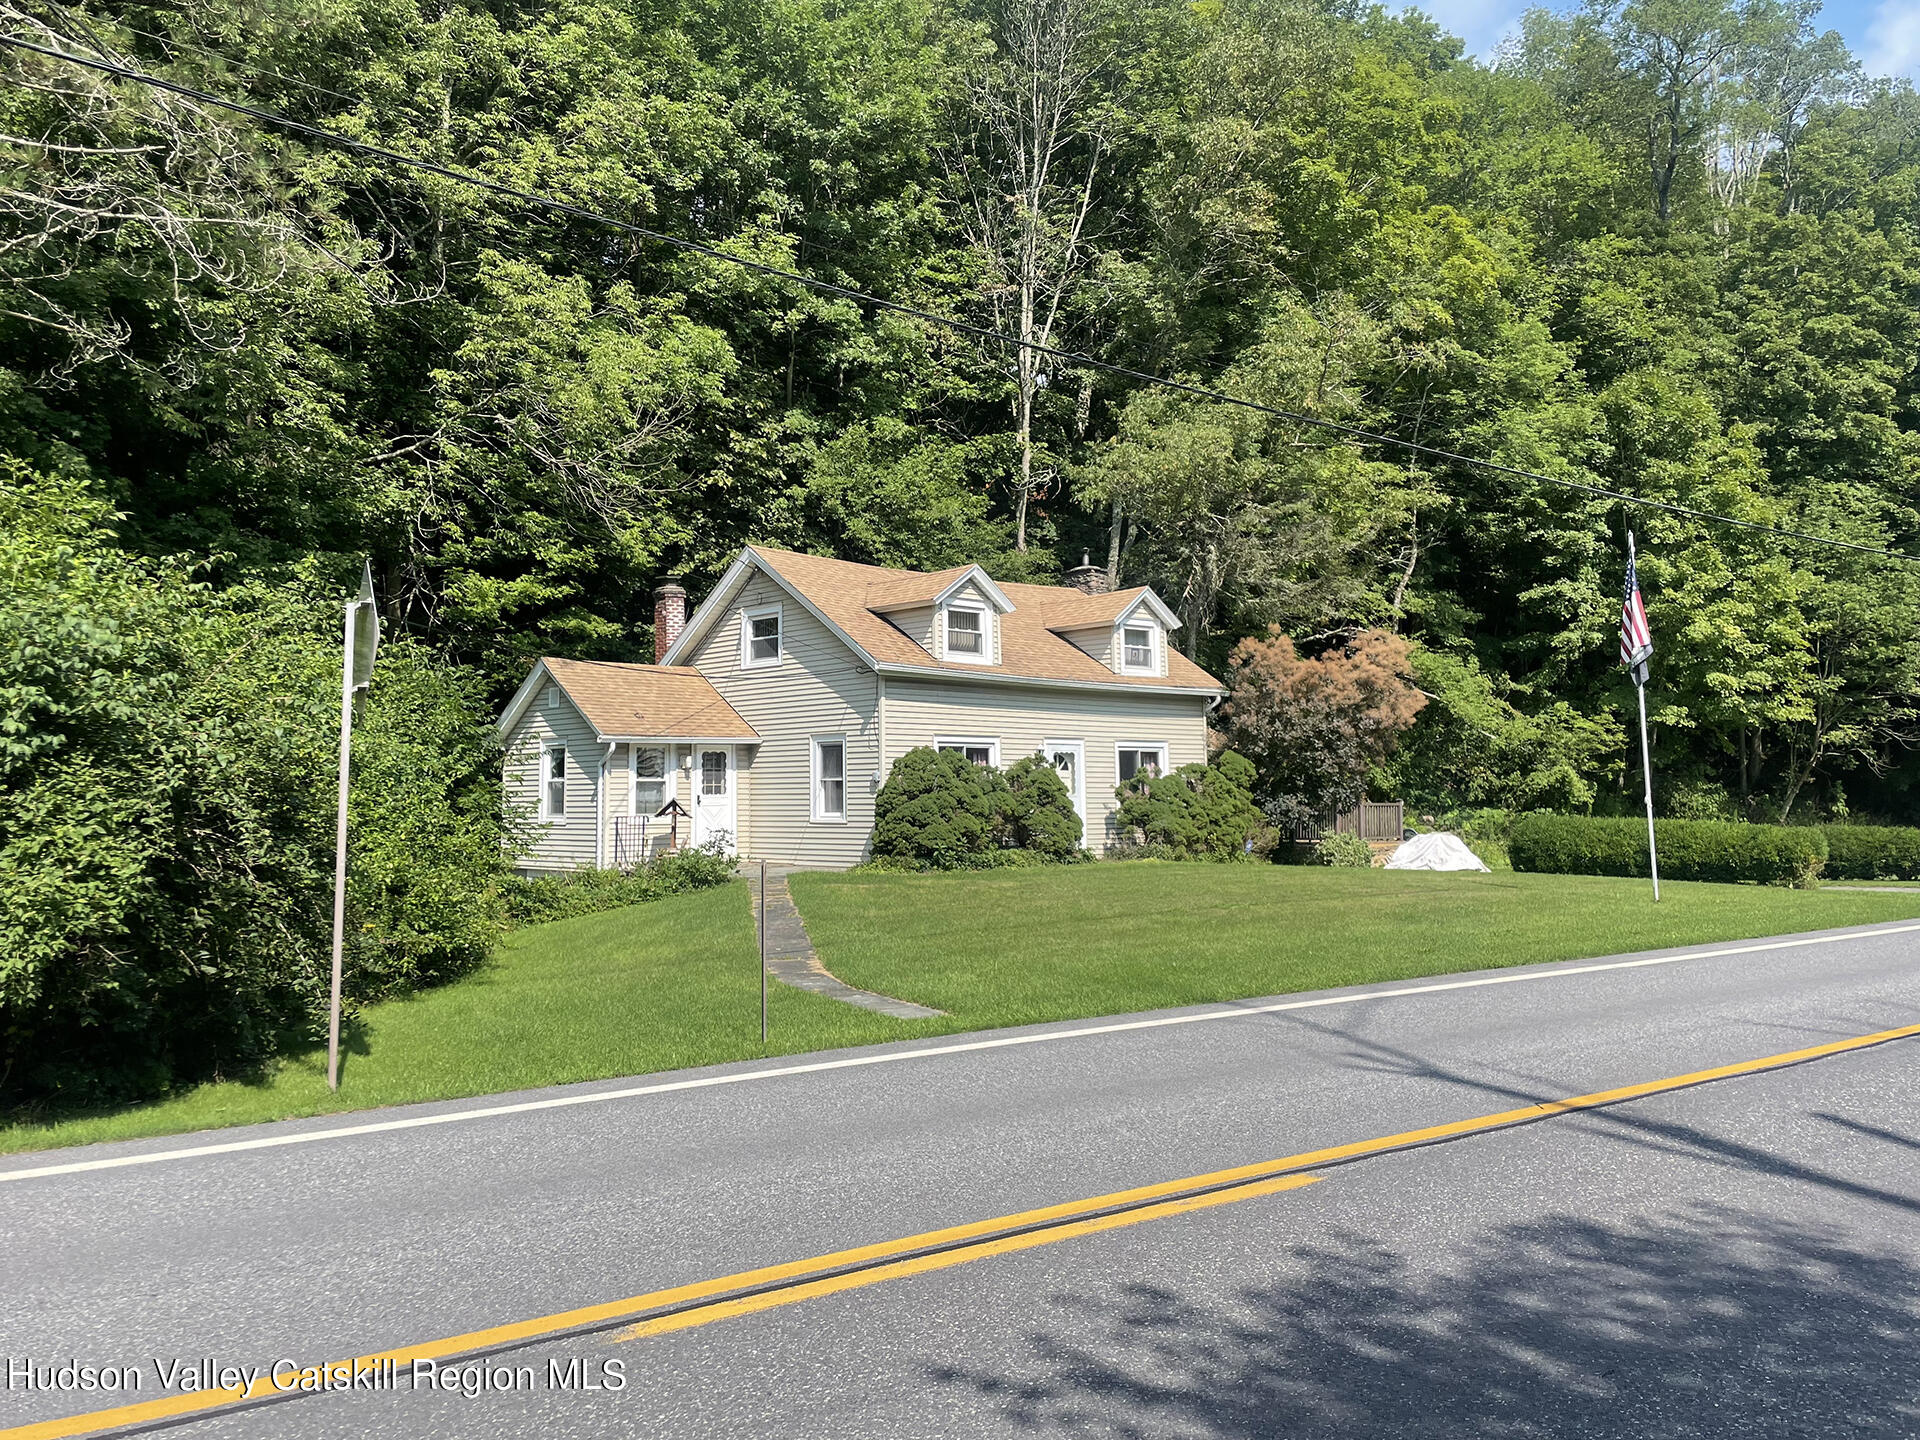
[852,848,1063,874]
[873,747,1013,865]
[1509,815,1827,887]
[503,842,736,925]
[1313,832,1374,867]
[0,465,515,1110]
[1003,754,1084,858]
[1114,751,1266,860]
[1820,825,1920,881]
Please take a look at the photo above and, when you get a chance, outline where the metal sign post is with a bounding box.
[758,858,768,1045]
[327,562,380,1091]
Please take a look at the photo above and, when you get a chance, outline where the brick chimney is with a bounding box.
[1063,551,1110,596]
[653,576,687,663]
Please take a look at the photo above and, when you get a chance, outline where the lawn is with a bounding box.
[10,865,1920,1157]
[0,886,905,1157]
[790,863,1920,1029]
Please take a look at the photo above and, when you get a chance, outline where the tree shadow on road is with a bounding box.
[928,1205,1920,1438]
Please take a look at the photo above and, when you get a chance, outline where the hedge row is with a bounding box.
[1510,815,1827,887]
[1820,826,1920,881]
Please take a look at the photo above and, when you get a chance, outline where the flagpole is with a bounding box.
[1635,671,1660,902]
[1626,530,1660,902]
[326,595,354,1091]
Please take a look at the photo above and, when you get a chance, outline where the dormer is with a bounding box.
[1047,588,1181,678]
[866,564,1015,668]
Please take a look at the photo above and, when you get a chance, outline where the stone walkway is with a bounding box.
[743,865,945,1020]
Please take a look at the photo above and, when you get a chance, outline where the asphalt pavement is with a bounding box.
[5,919,1920,1438]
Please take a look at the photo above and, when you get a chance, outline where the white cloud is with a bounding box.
[1863,0,1920,78]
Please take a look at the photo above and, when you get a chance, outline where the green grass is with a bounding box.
[11,864,1920,1157]
[791,863,1920,1028]
[0,885,904,1157]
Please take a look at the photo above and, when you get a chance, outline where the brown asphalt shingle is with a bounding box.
[543,658,760,740]
[747,546,1222,692]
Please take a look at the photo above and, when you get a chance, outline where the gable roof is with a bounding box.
[665,546,1223,695]
[497,658,760,742]
[1039,586,1179,633]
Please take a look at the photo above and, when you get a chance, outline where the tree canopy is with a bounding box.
[5,0,1918,829]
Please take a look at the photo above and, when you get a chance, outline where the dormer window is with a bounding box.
[947,608,983,656]
[943,604,992,664]
[1121,624,1156,674]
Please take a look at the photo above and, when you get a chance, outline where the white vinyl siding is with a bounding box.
[501,684,604,872]
[885,678,1209,852]
[687,568,877,866]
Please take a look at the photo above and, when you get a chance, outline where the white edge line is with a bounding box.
[6,921,1920,1185]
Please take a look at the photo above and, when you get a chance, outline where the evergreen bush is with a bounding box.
[1114,751,1266,860]
[873,747,1013,865]
[1003,754,1083,858]
[1819,826,1920,881]
[1510,815,1826,887]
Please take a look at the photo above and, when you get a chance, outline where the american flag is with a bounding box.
[1620,534,1653,677]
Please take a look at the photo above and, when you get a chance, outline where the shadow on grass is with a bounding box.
[928,1204,1920,1437]
[0,1012,374,1133]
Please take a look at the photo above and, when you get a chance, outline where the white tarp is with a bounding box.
[1384,832,1490,872]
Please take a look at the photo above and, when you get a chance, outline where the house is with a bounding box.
[497,546,1227,870]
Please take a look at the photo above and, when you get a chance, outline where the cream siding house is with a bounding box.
[499,546,1225,870]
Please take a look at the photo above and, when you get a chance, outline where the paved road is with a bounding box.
[6,920,1920,1438]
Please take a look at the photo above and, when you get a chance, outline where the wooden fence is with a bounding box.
[1295,801,1405,843]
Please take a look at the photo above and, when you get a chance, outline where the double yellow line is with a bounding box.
[10,1019,1919,1440]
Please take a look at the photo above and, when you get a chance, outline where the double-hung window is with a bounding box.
[813,737,846,822]
[937,739,998,767]
[1117,745,1166,783]
[631,746,666,817]
[542,744,567,818]
[742,605,782,668]
[945,606,986,660]
[1121,625,1155,672]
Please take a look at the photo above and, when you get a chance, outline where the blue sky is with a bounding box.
[1428,0,1920,79]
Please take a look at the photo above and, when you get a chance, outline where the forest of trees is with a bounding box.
[6,0,1920,825]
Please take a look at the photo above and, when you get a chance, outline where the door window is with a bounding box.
[700,750,727,796]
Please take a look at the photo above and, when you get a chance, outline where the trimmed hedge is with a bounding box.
[1510,815,1827,888]
[1820,825,1920,881]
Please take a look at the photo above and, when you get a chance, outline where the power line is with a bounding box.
[115,22,362,107]
[6,31,1919,567]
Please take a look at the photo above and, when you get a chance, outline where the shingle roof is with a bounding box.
[543,658,760,740]
[745,547,1223,693]
[1037,586,1156,632]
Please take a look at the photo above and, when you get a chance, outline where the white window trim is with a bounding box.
[1117,620,1159,675]
[629,744,668,817]
[811,734,848,824]
[1114,741,1169,784]
[541,743,567,819]
[936,736,1001,767]
[740,602,784,669]
[940,602,994,665]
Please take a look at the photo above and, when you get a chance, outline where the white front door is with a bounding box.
[691,746,737,855]
[1044,739,1087,846]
